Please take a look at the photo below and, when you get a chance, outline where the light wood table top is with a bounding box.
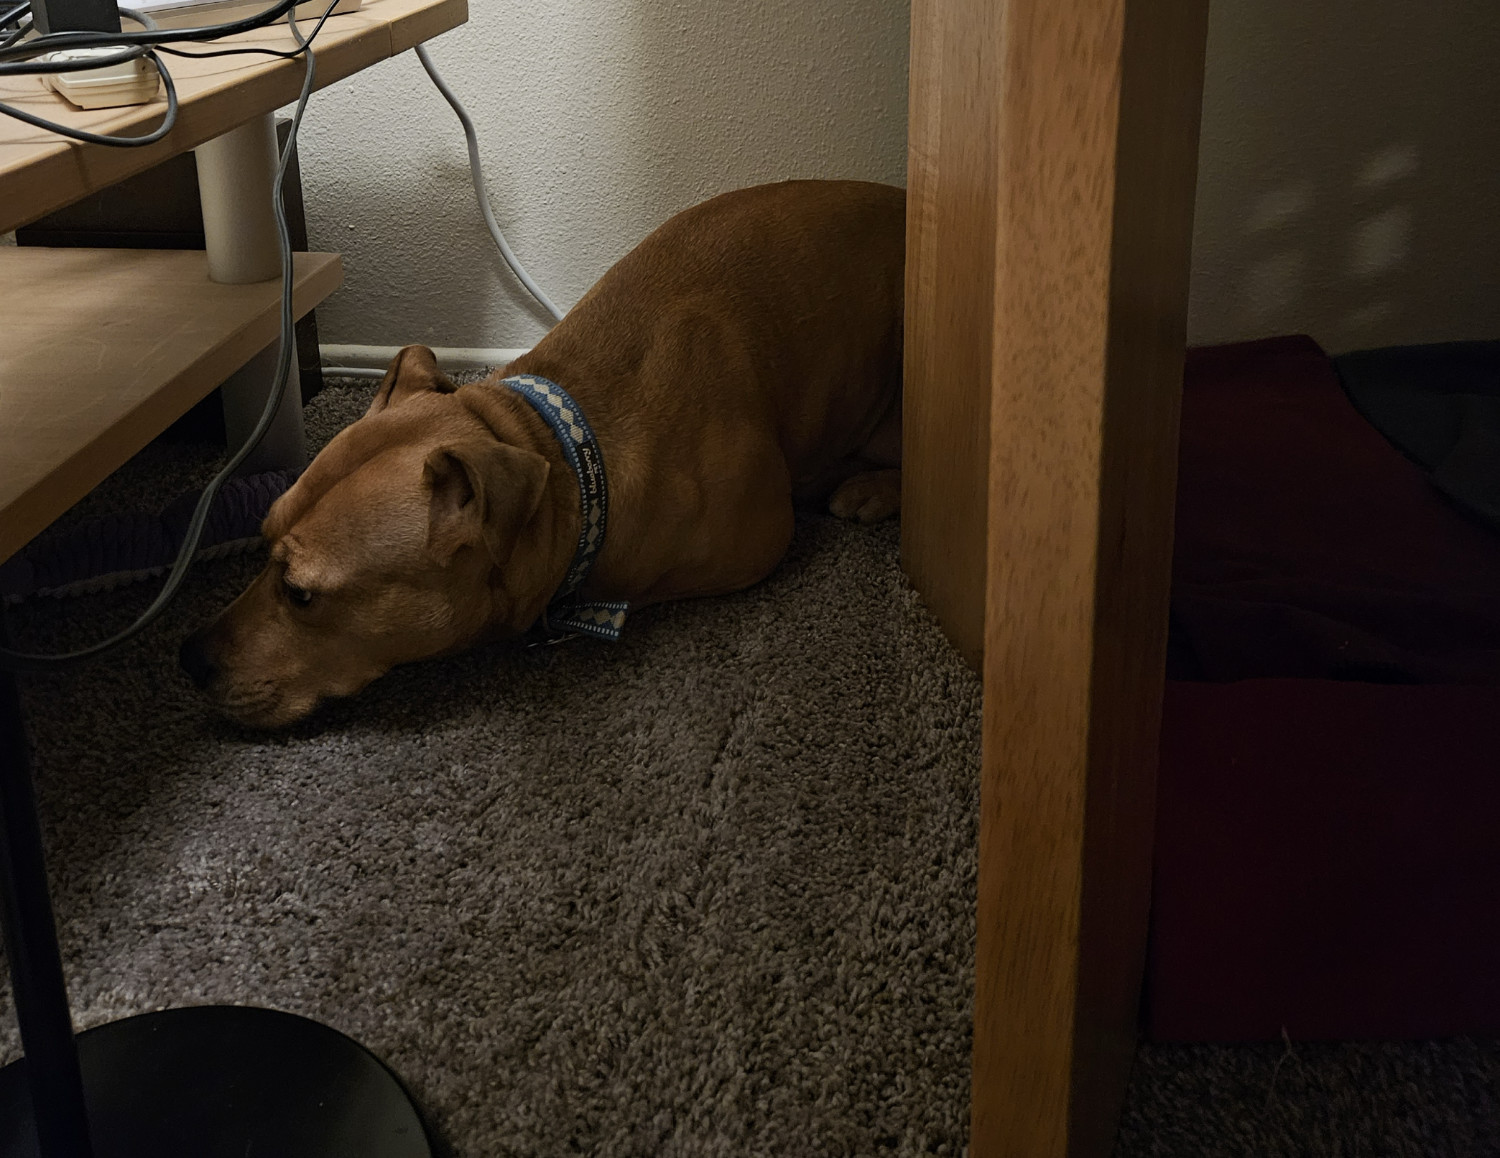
[0,0,469,235]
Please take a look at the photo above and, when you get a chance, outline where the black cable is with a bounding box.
[0,2,330,671]
[0,0,302,64]
[0,18,29,50]
[0,45,148,75]
[0,1,335,155]
[159,0,341,62]
[0,4,179,147]
[0,0,299,78]
[0,49,176,146]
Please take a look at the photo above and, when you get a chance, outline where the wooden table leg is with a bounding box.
[904,1,1209,1155]
[901,0,1002,673]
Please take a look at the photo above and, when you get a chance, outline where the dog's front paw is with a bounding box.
[829,469,901,523]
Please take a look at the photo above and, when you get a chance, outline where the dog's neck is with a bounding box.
[458,381,584,637]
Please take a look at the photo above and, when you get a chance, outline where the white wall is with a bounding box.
[296,0,1500,356]
[296,0,912,350]
[1188,0,1500,353]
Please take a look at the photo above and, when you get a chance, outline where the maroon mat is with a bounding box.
[1146,336,1500,1042]
[1149,679,1500,1042]
[1167,336,1500,685]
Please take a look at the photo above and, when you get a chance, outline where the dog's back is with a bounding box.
[507,180,906,490]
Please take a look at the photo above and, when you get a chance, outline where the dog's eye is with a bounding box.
[283,580,315,607]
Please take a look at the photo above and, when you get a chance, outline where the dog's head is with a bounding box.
[180,346,555,728]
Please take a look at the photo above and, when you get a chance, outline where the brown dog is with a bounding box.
[180,180,905,726]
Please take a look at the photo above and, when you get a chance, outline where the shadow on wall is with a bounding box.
[1188,0,1500,353]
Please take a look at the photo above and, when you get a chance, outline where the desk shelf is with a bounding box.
[0,246,342,565]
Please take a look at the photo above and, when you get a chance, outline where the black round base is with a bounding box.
[0,1005,431,1157]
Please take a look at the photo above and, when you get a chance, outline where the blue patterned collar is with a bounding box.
[499,374,627,641]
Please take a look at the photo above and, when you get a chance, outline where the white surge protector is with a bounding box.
[42,47,160,108]
[128,0,363,32]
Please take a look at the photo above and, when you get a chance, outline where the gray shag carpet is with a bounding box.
[4,377,1497,1157]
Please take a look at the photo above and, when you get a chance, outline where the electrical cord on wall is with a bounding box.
[0,2,328,671]
[414,43,564,324]
[317,45,563,379]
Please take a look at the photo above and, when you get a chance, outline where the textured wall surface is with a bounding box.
[295,0,1498,354]
[1188,0,1500,352]
[296,0,912,349]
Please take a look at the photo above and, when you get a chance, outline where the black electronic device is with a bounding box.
[26,0,119,35]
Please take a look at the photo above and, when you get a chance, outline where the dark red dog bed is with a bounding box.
[1145,335,1500,1042]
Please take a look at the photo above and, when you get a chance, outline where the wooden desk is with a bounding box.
[0,0,468,565]
[2,0,1201,1150]
[904,1,1209,1155]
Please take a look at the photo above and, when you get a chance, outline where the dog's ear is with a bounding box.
[367,345,456,416]
[424,441,551,565]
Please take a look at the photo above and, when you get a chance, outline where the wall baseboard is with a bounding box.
[319,344,532,371]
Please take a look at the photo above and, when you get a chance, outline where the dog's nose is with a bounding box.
[178,633,217,690]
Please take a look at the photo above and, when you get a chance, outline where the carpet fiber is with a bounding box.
[3,378,1496,1156]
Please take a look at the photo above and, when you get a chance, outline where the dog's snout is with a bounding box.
[178,633,217,690]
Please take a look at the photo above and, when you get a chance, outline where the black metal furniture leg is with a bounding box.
[0,618,432,1158]
[0,669,92,1158]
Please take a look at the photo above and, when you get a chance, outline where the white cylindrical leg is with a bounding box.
[195,114,281,285]
[196,114,305,472]
[220,344,307,476]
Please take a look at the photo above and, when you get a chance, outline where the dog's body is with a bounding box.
[182,180,906,726]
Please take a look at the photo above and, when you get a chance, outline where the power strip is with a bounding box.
[42,47,159,108]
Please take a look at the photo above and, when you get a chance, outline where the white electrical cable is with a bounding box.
[319,49,563,381]
[414,43,564,324]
